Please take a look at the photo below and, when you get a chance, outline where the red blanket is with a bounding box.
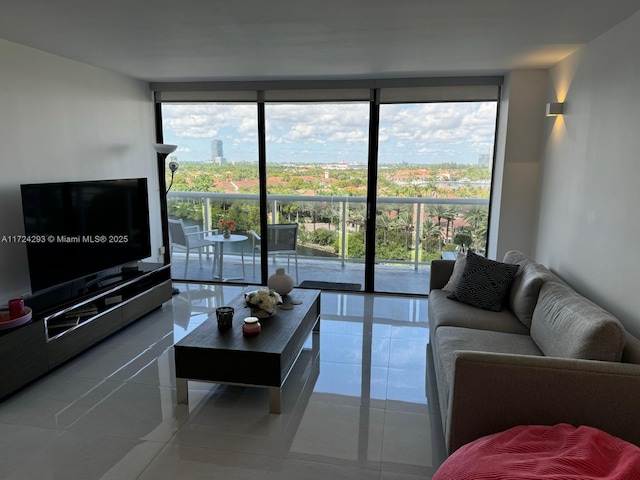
[434,424,640,479]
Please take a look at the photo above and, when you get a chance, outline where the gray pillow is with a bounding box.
[447,251,519,312]
[442,253,467,292]
[531,282,626,362]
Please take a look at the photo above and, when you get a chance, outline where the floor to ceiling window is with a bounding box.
[161,103,260,283]
[264,102,370,289]
[374,101,497,294]
[156,80,500,294]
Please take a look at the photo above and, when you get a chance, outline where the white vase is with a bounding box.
[268,268,294,296]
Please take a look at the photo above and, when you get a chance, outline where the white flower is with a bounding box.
[244,288,282,314]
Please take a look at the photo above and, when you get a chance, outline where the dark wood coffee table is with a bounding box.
[174,288,320,413]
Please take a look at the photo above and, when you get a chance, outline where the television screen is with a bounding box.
[20,178,152,293]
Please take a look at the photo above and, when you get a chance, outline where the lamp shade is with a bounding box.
[153,143,178,155]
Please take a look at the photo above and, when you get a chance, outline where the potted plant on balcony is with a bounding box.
[219,219,236,239]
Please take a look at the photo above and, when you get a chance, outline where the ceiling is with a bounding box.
[1,0,640,83]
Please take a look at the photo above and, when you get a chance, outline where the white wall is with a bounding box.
[0,39,161,301]
[488,69,547,261]
[535,12,640,336]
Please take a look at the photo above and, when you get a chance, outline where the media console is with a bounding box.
[0,262,172,399]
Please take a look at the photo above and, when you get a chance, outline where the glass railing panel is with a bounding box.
[167,192,488,294]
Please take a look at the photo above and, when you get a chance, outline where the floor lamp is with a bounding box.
[153,143,179,193]
[153,143,180,294]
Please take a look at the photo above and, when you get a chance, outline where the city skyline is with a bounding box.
[161,101,497,165]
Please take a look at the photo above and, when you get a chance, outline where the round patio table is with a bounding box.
[205,234,248,281]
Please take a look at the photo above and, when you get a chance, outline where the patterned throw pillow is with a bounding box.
[447,251,519,311]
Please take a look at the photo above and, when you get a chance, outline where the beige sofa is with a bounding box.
[428,250,640,455]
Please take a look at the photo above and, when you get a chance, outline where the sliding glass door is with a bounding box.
[375,101,497,294]
[263,102,370,290]
[161,103,260,283]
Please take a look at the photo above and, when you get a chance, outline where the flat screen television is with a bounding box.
[20,178,152,293]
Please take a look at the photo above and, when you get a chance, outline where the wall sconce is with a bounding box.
[545,102,564,117]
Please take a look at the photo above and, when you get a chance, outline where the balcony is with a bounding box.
[167,192,488,295]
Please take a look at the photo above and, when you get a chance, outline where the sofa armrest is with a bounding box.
[430,259,455,292]
[446,350,640,454]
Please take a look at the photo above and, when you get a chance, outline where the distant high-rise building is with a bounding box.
[211,139,227,165]
[478,153,491,165]
[211,140,223,158]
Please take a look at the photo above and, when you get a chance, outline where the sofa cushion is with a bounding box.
[442,253,467,292]
[430,259,456,292]
[447,251,519,312]
[503,250,567,330]
[622,332,640,365]
[429,289,530,336]
[432,326,543,423]
[508,261,563,330]
[503,249,535,266]
[531,282,626,362]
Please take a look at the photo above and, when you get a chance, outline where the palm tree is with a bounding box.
[420,218,441,255]
[462,207,488,250]
[429,204,449,250]
[328,204,342,232]
[395,210,415,250]
[309,202,328,230]
[348,204,367,232]
[474,223,489,254]
[444,206,460,244]
[421,218,440,239]
[376,212,393,243]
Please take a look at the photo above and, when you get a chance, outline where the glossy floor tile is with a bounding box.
[0,283,444,479]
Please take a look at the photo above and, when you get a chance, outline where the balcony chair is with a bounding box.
[250,223,299,283]
[168,218,218,278]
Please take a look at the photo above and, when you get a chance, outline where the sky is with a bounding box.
[161,101,497,165]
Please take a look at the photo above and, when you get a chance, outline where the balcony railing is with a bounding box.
[167,191,489,269]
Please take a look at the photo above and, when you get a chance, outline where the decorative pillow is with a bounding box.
[447,251,519,311]
[442,253,467,292]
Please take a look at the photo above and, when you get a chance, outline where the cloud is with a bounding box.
[163,104,257,139]
[162,101,497,163]
[266,103,369,146]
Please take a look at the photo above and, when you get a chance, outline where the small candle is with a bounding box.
[8,298,24,320]
[242,316,261,336]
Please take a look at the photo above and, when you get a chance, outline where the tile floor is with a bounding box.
[0,284,445,479]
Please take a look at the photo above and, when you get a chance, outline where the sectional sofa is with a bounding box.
[427,250,640,455]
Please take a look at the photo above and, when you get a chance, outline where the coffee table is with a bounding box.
[174,288,321,414]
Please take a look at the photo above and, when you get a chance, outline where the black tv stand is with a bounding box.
[0,262,172,399]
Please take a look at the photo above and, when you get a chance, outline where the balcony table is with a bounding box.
[205,233,248,281]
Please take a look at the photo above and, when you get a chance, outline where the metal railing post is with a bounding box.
[204,197,211,232]
[413,202,421,270]
[271,199,278,224]
[341,199,348,266]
